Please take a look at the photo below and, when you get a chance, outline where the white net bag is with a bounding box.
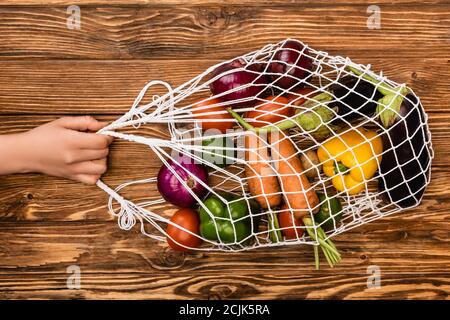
[96,39,433,268]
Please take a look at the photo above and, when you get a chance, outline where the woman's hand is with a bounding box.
[0,116,113,185]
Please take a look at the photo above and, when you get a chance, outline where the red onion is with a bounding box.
[210,59,267,107]
[157,156,208,207]
[269,40,312,90]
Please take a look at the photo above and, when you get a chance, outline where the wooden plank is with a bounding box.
[0,270,447,300]
[0,220,448,299]
[0,58,448,115]
[0,5,449,60]
[1,1,448,6]
[0,216,448,271]
[0,218,448,272]
[0,273,448,299]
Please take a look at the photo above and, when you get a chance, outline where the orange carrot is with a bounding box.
[268,130,319,218]
[227,108,340,268]
[245,133,282,209]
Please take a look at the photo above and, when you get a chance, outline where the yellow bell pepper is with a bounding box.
[317,128,383,195]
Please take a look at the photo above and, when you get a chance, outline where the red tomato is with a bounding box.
[191,98,235,133]
[245,96,291,128]
[286,88,315,107]
[278,204,304,240]
[166,208,202,252]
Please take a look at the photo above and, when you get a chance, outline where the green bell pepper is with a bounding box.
[315,194,343,231]
[199,192,259,244]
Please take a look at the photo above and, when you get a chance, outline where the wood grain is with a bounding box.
[0,218,448,299]
[0,58,449,115]
[1,1,449,6]
[0,1,449,300]
[0,5,449,60]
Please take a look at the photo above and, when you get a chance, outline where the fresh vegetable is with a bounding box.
[244,133,283,243]
[299,149,322,179]
[245,96,292,127]
[242,126,339,267]
[268,130,320,218]
[317,128,383,195]
[378,95,431,207]
[329,77,383,121]
[157,156,209,207]
[199,192,258,244]
[191,98,235,133]
[266,131,340,267]
[269,132,340,268]
[269,40,312,89]
[286,87,315,106]
[348,67,431,207]
[166,208,202,251]
[281,201,341,269]
[279,203,304,240]
[244,133,282,209]
[210,59,267,107]
[267,211,283,244]
[315,194,343,231]
[228,96,337,140]
[202,137,235,168]
[293,97,338,140]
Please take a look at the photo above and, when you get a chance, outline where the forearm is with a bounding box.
[0,132,33,175]
[0,117,111,184]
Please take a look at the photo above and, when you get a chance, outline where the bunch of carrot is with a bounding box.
[236,108,341,268]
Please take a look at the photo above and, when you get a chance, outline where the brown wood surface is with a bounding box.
[0,1,449,300]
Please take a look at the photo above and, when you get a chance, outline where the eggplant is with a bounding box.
[329,77,383,121]
[348,67,432,208]
[378,94,432,208]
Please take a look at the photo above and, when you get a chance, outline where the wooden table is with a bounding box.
[0,0,449,300]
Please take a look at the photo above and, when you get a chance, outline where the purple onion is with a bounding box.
[210,59,267,108]
[269,40,312,90]
[157,156,208,207]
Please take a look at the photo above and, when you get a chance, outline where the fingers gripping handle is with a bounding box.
[94,81,176,231]
[95,79,175,147]
[97,129,171,148]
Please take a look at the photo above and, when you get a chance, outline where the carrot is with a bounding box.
[228,108,341,268]
[268,130,341,268]
[268,130,320,218]
[244,133,282,209]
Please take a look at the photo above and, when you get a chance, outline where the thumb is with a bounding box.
[57,116,109,132]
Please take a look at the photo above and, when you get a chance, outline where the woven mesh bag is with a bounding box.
[96,39,433,267]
